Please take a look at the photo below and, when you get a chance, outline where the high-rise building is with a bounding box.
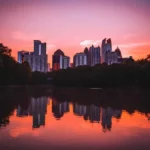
[106,38,112,52]
[101,38,112,64]
[34,40,46,55]
[73,53,87,67]
[52,49,64,71]
[52,49,70,71]
[32,40,48,72]
[17,41,48,72]
[89,45,101,66]
[18,51,30,64]
[101,38,122,65]
[62,56,70,69]
[84,47,89,65]
[101,38,107,63]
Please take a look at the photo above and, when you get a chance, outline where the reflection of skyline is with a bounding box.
[102,107,122,132]
[16,98,150,133]
[17,97,48,128]
[73,104,100,123]
[73,103,122,132]
[30,97,48,128]
[16,99,123,130]
[52,98,69,119]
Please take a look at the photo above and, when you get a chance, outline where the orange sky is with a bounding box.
[0,0,150,64]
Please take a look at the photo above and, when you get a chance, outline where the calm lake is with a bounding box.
[0,87,150,150]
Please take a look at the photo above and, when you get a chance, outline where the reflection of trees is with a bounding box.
[16,97,49,128]
[145,113,150,121]
[52,87,150,115]
[0,99,16,129]
[0,117,9,128]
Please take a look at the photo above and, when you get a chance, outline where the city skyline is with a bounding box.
[0,0,149,64]
[18,38,128,71]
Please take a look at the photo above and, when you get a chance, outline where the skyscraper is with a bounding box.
[32,40,48,72]
[101,38,108,63]
[52,49,70,71]
[101,38,122,65]
[73,53,87,67]
[34,40,46,55]
[18,51,30,64]
[106,38,112,52]
[84,47,89,65]
[17,41,48,72]
[89,45,101,66]
[52,49,64,71]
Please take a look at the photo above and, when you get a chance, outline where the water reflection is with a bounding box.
[16,97,48,128]
[0,88,150,150]
[52,99,69,119]
[101,107,122,132]
[7,96,148,131]
[14,98,123,130]
[73,104,100,123]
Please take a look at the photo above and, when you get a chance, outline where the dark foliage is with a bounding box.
[0,43,32,85]
[50,58,150,88]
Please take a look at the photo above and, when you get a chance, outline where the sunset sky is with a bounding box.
[0,0,150,63]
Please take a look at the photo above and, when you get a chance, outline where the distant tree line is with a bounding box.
[50,55,150,88]
[0,43,150,87]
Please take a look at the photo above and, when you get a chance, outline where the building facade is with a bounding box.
[32,40,48,72]
[18,40,48,72]
[106,51,118,65]
[101,38,122,65]
[89,45,101,66]
[101,38,112,64]
[105,46,122,65]
[101,38,107,63]
[84,47,90,65]
[52,49,70,71]
[73,53,87,67]
[62,56,70,69]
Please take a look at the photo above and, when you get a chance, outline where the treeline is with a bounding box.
[50,57,150,87]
